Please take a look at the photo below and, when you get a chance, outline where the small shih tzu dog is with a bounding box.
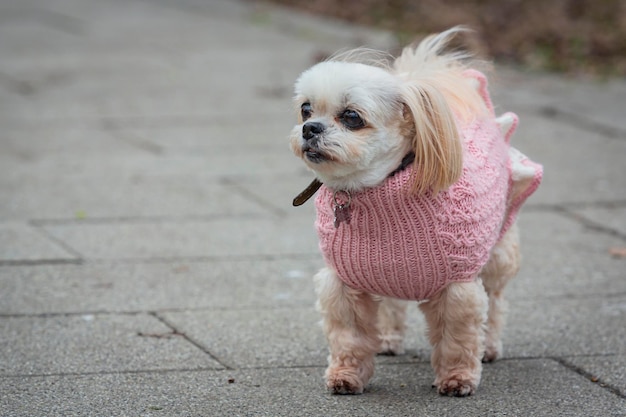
[289,27,542,396]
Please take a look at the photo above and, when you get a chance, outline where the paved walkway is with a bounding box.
[1,0,625,415]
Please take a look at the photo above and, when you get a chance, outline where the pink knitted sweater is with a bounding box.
[314,71,542,301]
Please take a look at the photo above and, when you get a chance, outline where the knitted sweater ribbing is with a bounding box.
[314,73,542,300]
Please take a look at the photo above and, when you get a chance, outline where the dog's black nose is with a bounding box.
[302,122,325,140]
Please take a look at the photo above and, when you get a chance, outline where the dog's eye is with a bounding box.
[340,109,365,130]
[301,103,312,121]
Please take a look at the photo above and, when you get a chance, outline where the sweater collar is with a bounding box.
[292,152,415,207]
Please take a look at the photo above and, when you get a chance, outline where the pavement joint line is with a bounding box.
[536,105,626,140]
[0,310,151,319]
[19,200,626,228]
[524,202,626,241]
[525,200,626,211]
[219,176,289,218]
[28,212,273,226]
[553,205,626,241]
[0,253,322,268]
[552,357,626,399]
[0,112,289,130]
[513,291,626,301]
[0,258,83,267]
[27,220,85,261]
[0,305,316,319]
[100,118,165,155]
[3,357,618,381]
[0,365,336,381]
[68,253,321,264]
[1,293,622,320]
[151,311,235,371]
[1,294,616,318]
[0,367,232,380]
[23,200,625,227]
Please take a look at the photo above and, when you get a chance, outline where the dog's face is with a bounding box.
[289,61,412,191]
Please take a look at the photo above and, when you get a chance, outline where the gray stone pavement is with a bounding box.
[0,0,625,415]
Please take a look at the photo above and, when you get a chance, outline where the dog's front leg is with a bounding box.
[419,280,488,396]
[314,267,380,395]
[377,297,408,355]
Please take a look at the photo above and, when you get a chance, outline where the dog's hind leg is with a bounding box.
[420,280,488,396]
[377,297,408,355]
[480,221,521,362]
[314,267,380,394]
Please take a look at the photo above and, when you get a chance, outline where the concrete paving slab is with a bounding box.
[40,216,319,260]
[0,222,78,262]
[0,127,275,219]
[2,136,299,185]
[0,313,222,376]
[1,124,298,180]
[504,296,626,358]
[564,354,626,397]
[573,205,626,237]
[493,67,626,133]
[160,307,328,369]
[505,112,626,206]
[2,178,262,221]
[160,294,626,370]
[161,306,432,370]
[0,3,387,126]
[0,259,321,315]
[0,58,302,125]
[0,0,388,127]
[511,211,626,299]
[1,360,624,417]
[106,121,295,152]
[226,172,319,220]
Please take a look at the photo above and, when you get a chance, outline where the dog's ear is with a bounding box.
[401,81,463,195]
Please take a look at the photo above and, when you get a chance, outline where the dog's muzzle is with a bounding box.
[302,122,327,163]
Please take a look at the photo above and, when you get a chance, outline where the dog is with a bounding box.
[289,27,542,397]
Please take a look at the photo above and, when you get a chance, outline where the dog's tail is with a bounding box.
[392,26,488,121]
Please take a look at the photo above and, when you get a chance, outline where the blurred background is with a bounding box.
[266,0,626,77]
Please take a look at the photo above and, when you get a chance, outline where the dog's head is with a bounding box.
[289,61,410,191]
[289,28,487,194]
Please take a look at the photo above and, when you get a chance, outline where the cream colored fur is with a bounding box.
[314,223,520,396]
[293,27,523,397]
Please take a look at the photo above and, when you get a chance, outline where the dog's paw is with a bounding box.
[482,340,502,363]
[325,368,365,395]
[378,335,405,356]
[482,347,500,363]
[436,375,477,397]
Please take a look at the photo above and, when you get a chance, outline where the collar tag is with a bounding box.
[332,190,352,228]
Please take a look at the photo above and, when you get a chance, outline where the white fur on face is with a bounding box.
[289,61,411,192]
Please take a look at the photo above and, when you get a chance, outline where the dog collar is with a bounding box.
[292,178,323,206]
[292,152,415,207]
